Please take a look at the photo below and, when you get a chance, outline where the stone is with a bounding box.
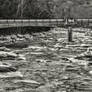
[37,83,54,92]
[13,79,41,89]
[0,51,26,60]
[0,47,11,51]
[0,71,23,78]
[89,71,92,75]
[17,54,26,60]
[13,79,40,85]
[0,61,17,73]
[5,41,29,49]
[0,51,17,57]
[0,66,17,73]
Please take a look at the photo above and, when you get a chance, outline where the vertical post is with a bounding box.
[68,27,72,42]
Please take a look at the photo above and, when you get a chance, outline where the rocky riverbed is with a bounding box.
[0,28,92,92]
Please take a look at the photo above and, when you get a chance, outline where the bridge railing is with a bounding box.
[0,19,92,28]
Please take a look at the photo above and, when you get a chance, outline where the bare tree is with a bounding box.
[16,0,26,18]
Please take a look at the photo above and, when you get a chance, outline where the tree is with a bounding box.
[0,0,18,19]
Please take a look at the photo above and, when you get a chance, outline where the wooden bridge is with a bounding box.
[0,19,68,28]
[0,19,92,28]
[0,19,92,42]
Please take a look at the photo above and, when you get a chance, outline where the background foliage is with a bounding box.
[0,0,55,19]
[0,0,92,19]
[0,0,92,34]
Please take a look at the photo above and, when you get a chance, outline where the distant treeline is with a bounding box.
[0,0,54,19]
[0,0,92,19]
[0,0,92,34]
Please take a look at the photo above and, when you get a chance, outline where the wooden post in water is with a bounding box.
[68,27,72,42]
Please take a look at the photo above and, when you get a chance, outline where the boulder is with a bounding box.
[5,41,29,49]
[37,83,54,92]
[17,34,24,39]
[0,71,23,78]
[89,71,92,75]
[0,66,17,73]
[0,47,10,51]
[24,34,32,40]
[0,51,26,60]
[0,61,17,73]
[17,54,26,60]
[0,51,17,60]
[13,79,41,88]
[13,79,40,84]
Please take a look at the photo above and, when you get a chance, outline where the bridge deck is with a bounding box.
[0,19,64,28]
[0,19,92,28]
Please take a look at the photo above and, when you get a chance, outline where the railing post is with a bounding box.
[68,27,73,42]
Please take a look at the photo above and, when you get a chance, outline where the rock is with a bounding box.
[30,52,44,55]
[0,61,17,72]
[24,34,32,40]
[0,51,26,60]
[0,66,17,73]
[17,54,26,60]
[62,57,70,61]
[11,35,17,39]
[65,44,80,48]
[0,47,10,51]
[0,51,17,60]
[69,57,89,66]
[13,79,40,84]
[0,89,4,92]
[17,34,23,38]
[0,71,23,78]
[77,48,92,57]
[5,88,23,92]
[13,79,41,88]
[67,48,92,67]
[80,44,92,48]
[7,51,18,57]
[37,83,54,92]
[5,41,29,49]
[27,46,46,50]
[0,61,11,66]
[89,71,92,75]
[54,43,64,48]
[36,59,52,63]
[65,65,80,72]
[0,51,17,57]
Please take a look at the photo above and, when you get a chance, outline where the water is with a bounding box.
[0,28,92,92]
